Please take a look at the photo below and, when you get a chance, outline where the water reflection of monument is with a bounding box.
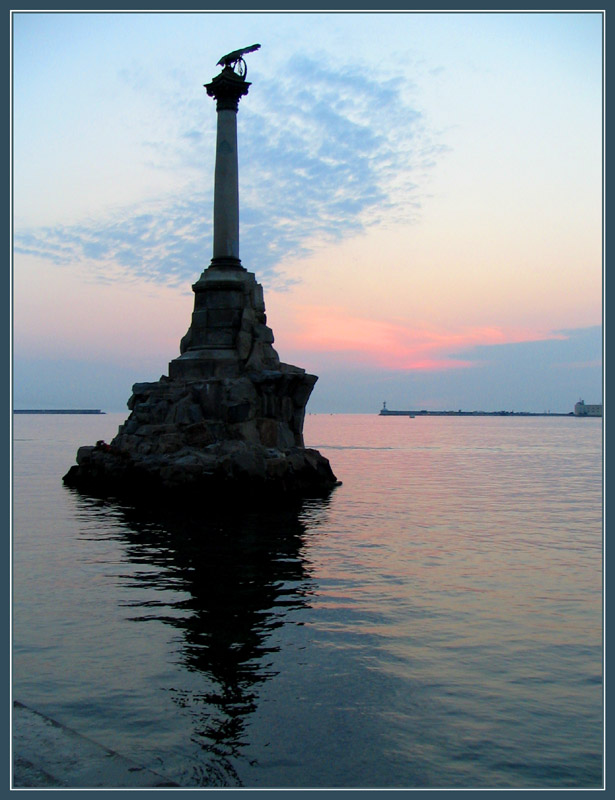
[74,495,329,786]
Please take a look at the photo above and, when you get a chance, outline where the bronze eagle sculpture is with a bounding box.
[217,44,261,77]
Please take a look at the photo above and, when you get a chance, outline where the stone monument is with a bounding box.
[63,46,339,502]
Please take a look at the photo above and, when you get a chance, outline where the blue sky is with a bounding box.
[12,11,603,412]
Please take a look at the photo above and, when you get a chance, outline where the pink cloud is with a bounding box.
[283,305,567,371]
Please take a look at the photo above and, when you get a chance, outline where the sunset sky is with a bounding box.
[12,11,603,413]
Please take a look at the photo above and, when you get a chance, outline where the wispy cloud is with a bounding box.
[15,196,210,288]
[14,56,444,289]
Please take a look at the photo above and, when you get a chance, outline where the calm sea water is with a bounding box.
[12,412,603,789]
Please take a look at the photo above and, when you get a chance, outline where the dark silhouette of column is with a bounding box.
[63,48,339,498]
[205,68,250,270]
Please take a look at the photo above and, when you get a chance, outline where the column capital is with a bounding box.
[205,67,251,112]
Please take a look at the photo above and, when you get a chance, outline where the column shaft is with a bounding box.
[205,68,250,270]
[213,108,240,261]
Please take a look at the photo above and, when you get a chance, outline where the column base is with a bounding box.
[168,348,241,381]
[209,256,245,270]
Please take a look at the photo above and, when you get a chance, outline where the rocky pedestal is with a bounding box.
[63,267,339,503]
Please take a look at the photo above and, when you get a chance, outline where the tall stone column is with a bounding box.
[168,65,265,380]
[205,67,250,270]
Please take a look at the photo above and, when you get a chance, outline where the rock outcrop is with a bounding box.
[63,267,339,503]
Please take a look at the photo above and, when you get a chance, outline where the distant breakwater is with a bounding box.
[379,410,576,417]
[14,410,105,415]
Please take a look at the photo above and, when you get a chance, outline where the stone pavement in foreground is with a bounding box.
[12,701,178,788]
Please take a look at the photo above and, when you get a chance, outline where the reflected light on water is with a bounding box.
[13,413,602,788]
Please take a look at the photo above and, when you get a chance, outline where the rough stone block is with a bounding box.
[255,325,274,344]
[261,346,281,369]
[197,382,223,417]
[231,447,266,480]
[304,448,338,484]
[187,449,220,470]
[236,330,252,360]
[258,419,295,450]
[207,308,242,328]
[193,292,208,310]
[276,424,296,451]
[134,424,174,437]
[76,446,95,465]
[228,421,261,444]
[204,329,235,347]
[226,377,257,405]
[246,341,280,371]
[166,399,204,426]
[120,419,139,435]
[204,290,244,309]
[251,284,265,311]
[258,394,278,418]
[265,456,288,479]
[211,360,242,379]
[131,408,151,425]
[292,407,306,436]
[184,421,224,446]
[131,382,159,397]
[281,396,294,422]
[227,401,252,424]
[173,452,204,467]
[158,434,183,454]
[179,329,191,354]
[189,328,208,348]
[288,449,308,473]
[160,462,203,485]
[139,400,170,424]
[250,370,283,385]
[280,362,306,375]
[112,434,136,453]
[191,309,208,327]
[169,358,216,381]
[257,418,277,448]
[135,439,154,456]
[289,374,318,407]
[240,308,256,331]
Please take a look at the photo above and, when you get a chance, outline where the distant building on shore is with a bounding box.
[574,399,602,417]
